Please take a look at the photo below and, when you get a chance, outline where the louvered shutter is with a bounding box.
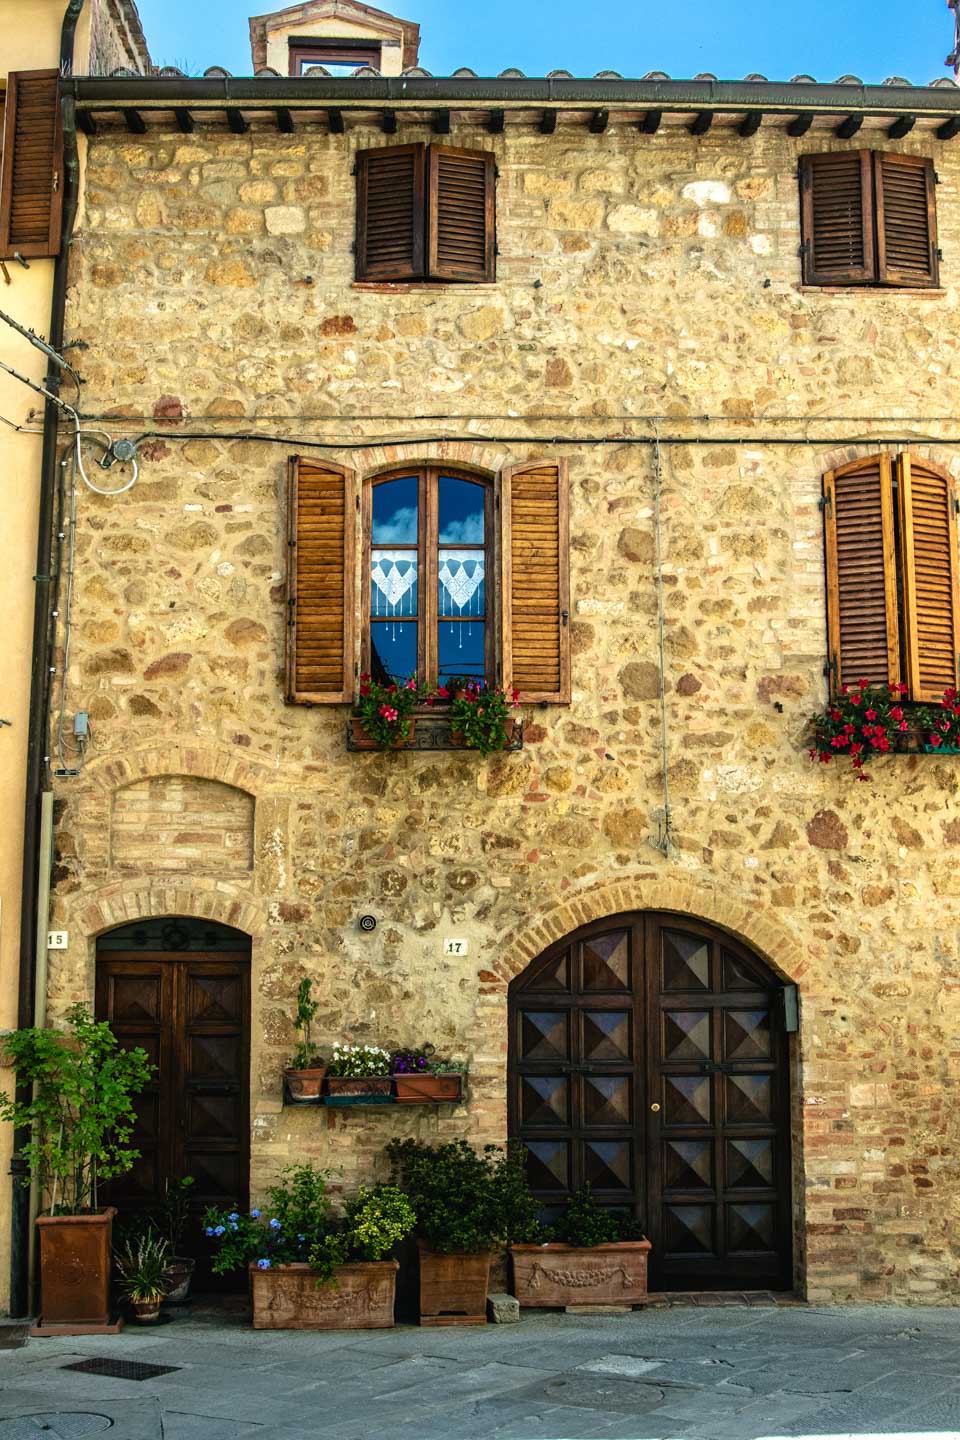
[823,455,900,696]
[355,143,425,282]
[286,459,356,704]
[428,144,495,283]
[897,455,960,701]
[0,71,64,261]
[499,459,570,703]
[799,151,875,286]
[875,153,939,289]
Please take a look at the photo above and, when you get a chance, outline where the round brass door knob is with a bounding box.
[650,1103,661,1113]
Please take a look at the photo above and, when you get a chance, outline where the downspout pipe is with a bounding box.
[8,0,85,1320]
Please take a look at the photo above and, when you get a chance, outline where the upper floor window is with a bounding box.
[285,458,570,707]
[0,70,63,261]
[355,143,496,284]
[365,469,492,687]
[823,453,959,700]
[800,151,939,289]
[288,39,382,76]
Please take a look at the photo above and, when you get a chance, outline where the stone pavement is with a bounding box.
[1,1301,960,1440]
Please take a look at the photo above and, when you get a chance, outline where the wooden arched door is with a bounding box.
[508,913,793,1291]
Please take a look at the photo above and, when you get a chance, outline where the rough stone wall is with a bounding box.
[48,116,960,1304]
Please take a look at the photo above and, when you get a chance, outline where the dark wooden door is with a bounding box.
[95,953,250,1247]
[508,914,792,1291]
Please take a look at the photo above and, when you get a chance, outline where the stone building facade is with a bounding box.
[31,2,960,1303]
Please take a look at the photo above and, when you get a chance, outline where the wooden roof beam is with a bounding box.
[887,115,916,139]
[76,110,97,136]
[487,108,505,134]
[123,108,147,134]
[226,108,249,134]
[690,110,714,135]
[787,113,814,137]
[432,108,451,134]
[173,108,194,133]
[938,115,960,139]
[739,111,763,137]
[641,109,662,134]
[539,109,557,134]
[327,107,344,133]
[836,114,863,139]
[589,108,609,133]
[276,107,294,132]
[381,108,397,134]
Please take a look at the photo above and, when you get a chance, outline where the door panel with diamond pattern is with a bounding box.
[96,949,250,1256]
[509,914,792,1290]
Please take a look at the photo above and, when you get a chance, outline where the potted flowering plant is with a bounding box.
[325,1044,392,1102]
[921,686,960,752]
[352,674,421,749]
[284,978,327,1103]
[203,1164,414,1330]
[448,681,519,755]
[390,1046,466,1104]
[386,1138,539,1325]
[807,680,912,779]
[510,1185,651,1310]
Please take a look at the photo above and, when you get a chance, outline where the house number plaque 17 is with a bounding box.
[443,938,469,956]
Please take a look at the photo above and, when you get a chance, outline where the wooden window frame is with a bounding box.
[355,141,496,285]
[288,40,382,75]
[800,149,939,290]
[361,466,496,689]
[824,452,960,702]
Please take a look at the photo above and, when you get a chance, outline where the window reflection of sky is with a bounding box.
[372,477,418,543]
[370,624,417,686]
[440,622,484,680]
[440,476,484,544]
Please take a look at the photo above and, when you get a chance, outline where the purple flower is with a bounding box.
[257,1258,271,1270]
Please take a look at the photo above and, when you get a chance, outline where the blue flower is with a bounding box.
[250,1209,261,1218]
[269,1218,281,1230]
[297,1234,306,1242]
[257,1258,271,1270]
[214,1225,225,1237]
[205,1226,215,1237]
[228,1220,238,1231]
[227,1212,239,1222]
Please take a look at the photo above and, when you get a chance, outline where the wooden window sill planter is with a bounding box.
[510,1239,652,1310]
[249,1260,399,1330]
[347,713,523,753]
[284,1074,465,1106]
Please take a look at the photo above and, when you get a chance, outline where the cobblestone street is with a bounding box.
[2,1303,960,1440]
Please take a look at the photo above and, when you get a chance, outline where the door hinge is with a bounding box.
[819,492,832,516]
[937,247,944,263]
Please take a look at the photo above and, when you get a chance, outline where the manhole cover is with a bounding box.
[0,1414,113,1439]
[61,1360,179,1382]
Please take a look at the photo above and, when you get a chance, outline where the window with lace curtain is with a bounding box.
[362,467,493,687]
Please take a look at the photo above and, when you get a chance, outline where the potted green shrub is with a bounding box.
[284,978,327,1102]
[352,675,422,749]
[510,1185,652,1309]
[154,1175,197,1304]
[386,1138,539,1325]
[325,1044,392,1102]
[0,1004,153,1331]
[203,1165,414,1330]
[448,681,519,755]
[115,1231,171,1324]
[389,1047,466,1104]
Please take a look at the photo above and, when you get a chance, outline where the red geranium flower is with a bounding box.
[930,735,942,748]
[890,707,903,721]
[865,709,877,721]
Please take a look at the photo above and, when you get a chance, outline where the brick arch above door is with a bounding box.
[66,878,266,951]
[82,735,272,799]
[494,874,807,991]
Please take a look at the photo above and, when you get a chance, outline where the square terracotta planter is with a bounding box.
[417,1239,490,1326]
[36,1207,117,1328]
[350,717,416,750]
[249,1260,398,1330]
[510,1240,652,1308]
[325,1076,392,1100]
[392,1073,463,1104]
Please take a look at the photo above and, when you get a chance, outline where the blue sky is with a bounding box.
[135,0,954,85]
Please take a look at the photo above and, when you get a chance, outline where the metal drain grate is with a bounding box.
[62,1359,180,1382]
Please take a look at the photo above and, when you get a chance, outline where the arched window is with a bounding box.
[363,467,493,687]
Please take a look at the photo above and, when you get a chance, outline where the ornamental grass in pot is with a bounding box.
[386,1138,539,1325]
[325,1044,392,1101]
[0,1004,153,1330]
[283,978,327,1102]
[510,1185,652,1310]
[389,1046,466,1104]
[115,1231,171,1324]
[203,1165,414,1330]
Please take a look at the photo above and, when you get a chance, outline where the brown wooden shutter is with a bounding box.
[823,455,899,695]
[355,143,425,282]
[799,151,875,286]
[897,455,960,701]
[0,71,64,261]
[875,153,939,288]
[499,459,570,703]
[427,144,495,283]
[286,458,356,704]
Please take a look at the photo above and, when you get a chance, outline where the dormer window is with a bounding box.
[289,37,382,75]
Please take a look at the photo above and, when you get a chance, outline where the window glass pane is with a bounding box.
[439,621,485,682]
[373,476,418,544]
[371,550,418,619]
[439,476,484,544]
[371,623,417,686]
[438,548,484,620]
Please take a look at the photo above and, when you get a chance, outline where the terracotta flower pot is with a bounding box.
[510,1239,652,1309]
[249,1260,398,1330]
[284,1065,328,1102]
[392,1073,463,1104]
[417,1239,491,1326]
[129,1296,164,1324]
[350,716,415,750]
[162,1255,196,1305]
[451,717,515,750]
[35,1207,117,1329]
[325,1075,392,1098]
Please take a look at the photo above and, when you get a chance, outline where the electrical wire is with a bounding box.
[648,427,675,860]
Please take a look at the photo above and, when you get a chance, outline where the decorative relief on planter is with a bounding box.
[249,1260,398,1330]
[510,1241,652,1308]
